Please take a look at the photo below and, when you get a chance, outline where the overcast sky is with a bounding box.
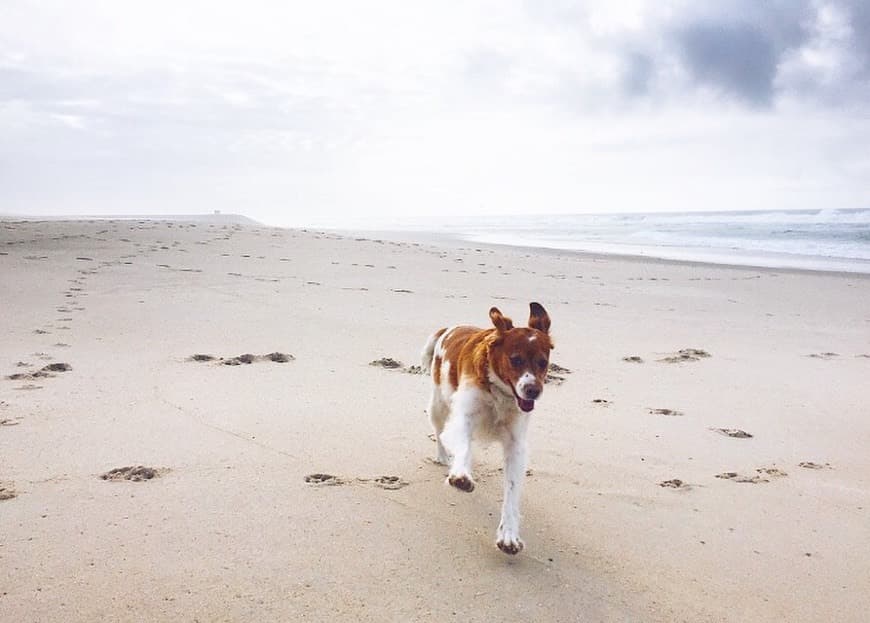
[1,1,869,226]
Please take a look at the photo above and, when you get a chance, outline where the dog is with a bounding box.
[421,302,553,554]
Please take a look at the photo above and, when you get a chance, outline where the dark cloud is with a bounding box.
[662,1,870,108]
[462,2,870,112]
[675,22,778,106]
[515,1,810,108]
[841,0,870,75]
[668,1,813,106]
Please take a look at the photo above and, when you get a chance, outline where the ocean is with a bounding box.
[325,208,870,274]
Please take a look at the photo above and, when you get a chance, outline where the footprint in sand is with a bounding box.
[716,466,787,484]
[264,352,293,363]
[755,467,788,479]
[649,408,684,416]
[370,475,409,490]
[224,353,257,365]
[658,349,711,363]
[659,479,692,490]
[546,363,572,385]
[370,357,404,369]
[0,481,17,501]
[188,352,294,365]
[807,352,839,360]
[711,428,753,438]
[370,358,429,375]
[592,398,610,405]
[100,466,166,481]
[798,461,832,470]
[622,356,644,363]
[304,473,344,486]
[5,362,72,382]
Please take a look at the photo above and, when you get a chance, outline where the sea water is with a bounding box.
[449,209,870,273]
[316,208,870,273]
[330,209,870,274]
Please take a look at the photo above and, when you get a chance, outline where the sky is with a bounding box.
[1,0,869,227]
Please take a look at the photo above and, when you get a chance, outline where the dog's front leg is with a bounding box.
[497,416,529,554]
[441,391,476,493]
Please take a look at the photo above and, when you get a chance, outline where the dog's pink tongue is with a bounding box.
[518,398,535,412]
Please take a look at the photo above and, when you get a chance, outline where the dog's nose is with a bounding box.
[525,385,541,400]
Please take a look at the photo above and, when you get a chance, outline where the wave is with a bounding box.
[312,208,870,272]
[450,209,870,273]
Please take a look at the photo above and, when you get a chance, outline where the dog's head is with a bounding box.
[488,302,553,413]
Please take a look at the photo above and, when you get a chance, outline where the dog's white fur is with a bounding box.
[421,316,548,555]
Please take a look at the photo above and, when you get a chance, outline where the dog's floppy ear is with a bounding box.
[528,302,551,334]
[489,307,514,333]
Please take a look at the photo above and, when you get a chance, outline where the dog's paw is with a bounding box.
[496,536,524,555]
[447,474,476,492]
[496,523,524,555]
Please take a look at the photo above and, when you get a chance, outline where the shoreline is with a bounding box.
[323,227,870,279]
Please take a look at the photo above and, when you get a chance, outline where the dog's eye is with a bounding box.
[537,359,548,370]
[509,356,523,368]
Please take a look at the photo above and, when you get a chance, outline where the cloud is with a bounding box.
[621,52,654,96]
[518,0,870,109]
[840,0,870,72]
[0,1,868,222]
[674,22,780,106]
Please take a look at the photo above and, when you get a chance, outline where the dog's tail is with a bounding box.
[420,328,446,374]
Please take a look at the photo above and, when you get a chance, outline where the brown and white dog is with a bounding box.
[421,302,553,554]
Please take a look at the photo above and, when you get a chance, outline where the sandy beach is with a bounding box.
[1,218,869,622]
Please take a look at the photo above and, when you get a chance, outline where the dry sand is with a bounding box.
[1,218,869,622]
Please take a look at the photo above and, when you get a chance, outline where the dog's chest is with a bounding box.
[473,384,520,440]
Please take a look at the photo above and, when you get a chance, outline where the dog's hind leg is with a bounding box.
[427,389,450,465]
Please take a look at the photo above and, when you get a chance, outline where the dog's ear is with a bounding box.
[489,307,514,333]
[528,302,550,334]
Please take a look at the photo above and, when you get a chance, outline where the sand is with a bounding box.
[1,218,868,622]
